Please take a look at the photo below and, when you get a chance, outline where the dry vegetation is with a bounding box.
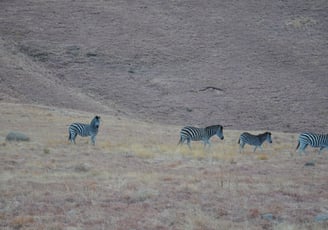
[1,102,328,230]
[1,1,327,229]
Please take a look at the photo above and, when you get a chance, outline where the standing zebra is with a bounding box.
[68,116,101,145]
[238,132,272,153]
[296,132,328,155]
[178,125,224,149]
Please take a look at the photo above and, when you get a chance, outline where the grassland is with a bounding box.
[1,103,328,230]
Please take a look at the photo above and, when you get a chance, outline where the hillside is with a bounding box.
[1,1,328,228]
[0,0,327,132]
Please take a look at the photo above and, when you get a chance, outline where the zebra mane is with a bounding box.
[258,131,271,136]
[205,125,222,131]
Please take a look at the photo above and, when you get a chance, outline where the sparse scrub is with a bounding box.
[286,16,317,29]
[43,147,50,154]
[257,153,269,160]
[1,103,328,229]
[74,162,92,172]
[123,188,159,203]
[10,215,34,229]
[6,131,30,142]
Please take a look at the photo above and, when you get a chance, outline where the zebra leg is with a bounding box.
[70,133,77,144]
[239,142,245,153]
[203,140,211,149]
[207,140,212,149]
[178,136,185,145]
[205,140,213,163]
[253,146,257,152]
[318,146,327,155]
[296,145,301,155]
[298,143,308,155]
[186,139,192,150]
[68,132,72,143]
[91,135,96,145]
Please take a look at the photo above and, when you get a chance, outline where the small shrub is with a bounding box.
[248,209,260,218]
[257,154,268,160]
[11,216,34,228]
[74,163,92,172]
[124,188,158,203]
[6,131,30,142]
[43,148,50,154]
[286,17,317,29]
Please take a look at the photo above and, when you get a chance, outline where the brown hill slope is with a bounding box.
[0,0,327,132]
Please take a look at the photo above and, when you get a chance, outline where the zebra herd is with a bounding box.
[68,116,328,155]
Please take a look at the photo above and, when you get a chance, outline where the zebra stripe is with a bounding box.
[296,132,328,155]
[238,132,272,153]
[178,125,224,149]
[68,116,100,145]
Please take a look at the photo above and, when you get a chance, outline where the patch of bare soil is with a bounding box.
[0,0,327,132]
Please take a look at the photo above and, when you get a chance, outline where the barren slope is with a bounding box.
[0,0,327,132]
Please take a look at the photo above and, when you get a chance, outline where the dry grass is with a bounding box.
[1,102,328,230]
[285,16,317,29]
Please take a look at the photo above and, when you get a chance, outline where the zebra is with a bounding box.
[238,132,272,153]
[178,125,224,149]
[296,132,328,155]
[68,116,101,145]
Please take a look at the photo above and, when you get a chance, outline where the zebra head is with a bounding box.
[216,125,224,140]
[91,116,101,129]
[265,132,272,143]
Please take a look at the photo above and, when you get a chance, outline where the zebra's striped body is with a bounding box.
[238,132,272,153]
[296,132,328,155]
[178,125,224,149]
[68,116,101,145]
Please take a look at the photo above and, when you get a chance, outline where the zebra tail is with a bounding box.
[238,138,240,144]
[68,132,71,141]
[296,141,300,150]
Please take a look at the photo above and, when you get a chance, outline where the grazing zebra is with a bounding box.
[68,116,101,145]
[178,125,224,149]
[238,132,272,153]
[296,132,328,155]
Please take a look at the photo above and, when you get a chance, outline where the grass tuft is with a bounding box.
[257,153,269,160]
[43,147,50,154]
[10,216,34,228]
[286,16,317,29]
